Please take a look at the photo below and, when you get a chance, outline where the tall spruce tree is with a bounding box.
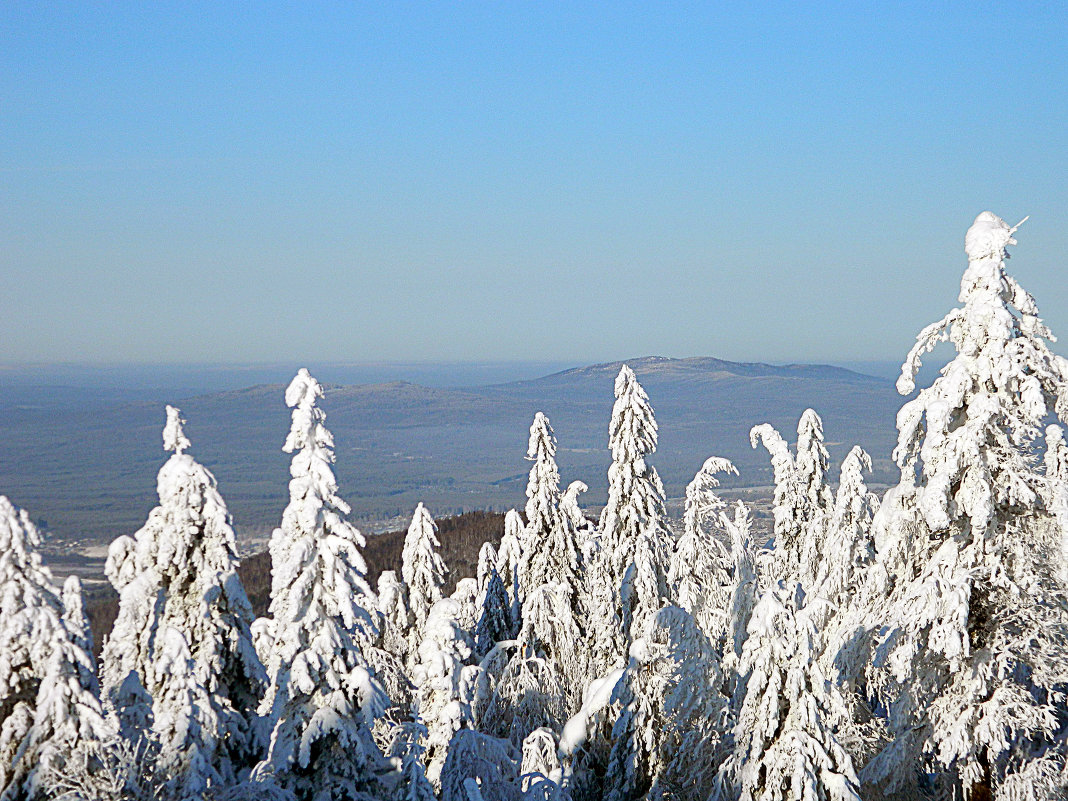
[720,582,860,801]
[519,413,583,605]
[809,446,877,632]
[591,365,671,673]
[750,409,833,584]
[862,212,1068,798]
[402,503,449,665]
[0,497,111,801]
[497,510,525,633]
[474,563,513,658]
[101,406,265,798]
[254,369,388,801]
[672,457,737,643]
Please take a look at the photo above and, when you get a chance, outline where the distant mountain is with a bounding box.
[0,356,905,543]
[531,355,884,384]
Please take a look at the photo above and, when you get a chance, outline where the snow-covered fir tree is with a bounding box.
[377,569,412,666]
[497,510,525,634]
[719,582,860,801]
[519,413,584,610]
[591,365,671,673]
[402,503,449,663]
[604,605,724,801]
[0,496,112,801]
[476,542,498,601]
[412,598,473,790]
[749,409,833,584]
[671,457,737,643]
[392,720,436,801]
[809,446,877,632]
[475,562,513,658]
[860,212,1068,798]
[101,406,265,797]
[254,369,389,801]
[721,502,758,687]
[61,575,94,661]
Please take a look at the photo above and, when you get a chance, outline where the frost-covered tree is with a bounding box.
[604,605,724,801]
[61,575,94,661]
[450,578,480,638]
[809,446,877,632]
[482,576,578,746]
[391,721,436,801]
[518,581,586,709]
[671,457,737,642]
[721,502,758,686]
[592,365,671,672]
[519,413,584,608]
[476,543,497,599]
[750,409,833,584]
[100,406,265,796]
[620,526,670,643]
[254,370,388,801]
[719,582,860,801]
[377,570,412,664]
[483,643,567,749]
[475,563,513,658]
[519,727,562,800]
[403,503,449,655]
[599,366,670,588]
[497,510,525,633]
[0,496,112,801]
[862,212,1068,798]
[438,730,520,801]
[412,598,473,789]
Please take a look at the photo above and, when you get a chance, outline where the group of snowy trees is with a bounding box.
[2,211,1068,800]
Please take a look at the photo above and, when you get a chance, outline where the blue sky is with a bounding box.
[2,3,1066,365]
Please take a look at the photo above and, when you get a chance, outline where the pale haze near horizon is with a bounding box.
[2,4,1067,366]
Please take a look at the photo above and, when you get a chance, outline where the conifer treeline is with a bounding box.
[1,211,1067,800]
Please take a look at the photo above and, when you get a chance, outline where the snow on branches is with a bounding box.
[101,407,264,797]
[403,503,449,666]
[863,212,1068,798]
[0,497,111,801]
[750,409,832,584]
[254,369,388,800]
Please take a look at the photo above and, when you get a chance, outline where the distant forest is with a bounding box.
[84,511,508,657]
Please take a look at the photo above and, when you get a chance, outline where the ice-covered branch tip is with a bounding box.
[284,367,322,410]
[964,210,1026,262]
[692,456,738,489]
[162,405,190,454]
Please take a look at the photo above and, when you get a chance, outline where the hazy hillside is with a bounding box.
[0,356,903,543]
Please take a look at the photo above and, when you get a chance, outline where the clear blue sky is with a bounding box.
[3,3,1066,365]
